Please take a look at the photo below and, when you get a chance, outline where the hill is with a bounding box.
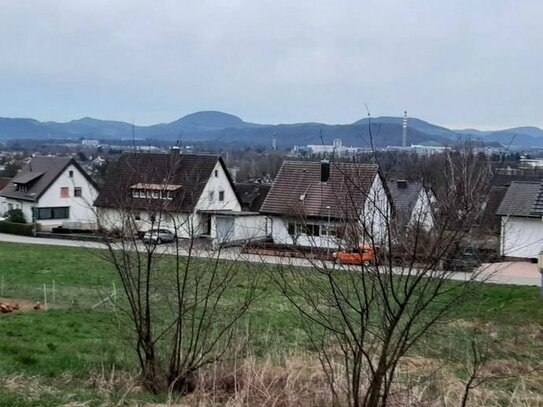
[0,111,542,148]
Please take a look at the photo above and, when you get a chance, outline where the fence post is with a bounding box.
[52,280,56,303]
[43,284,47,310]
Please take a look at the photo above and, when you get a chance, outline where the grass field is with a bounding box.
[0,241,542,406]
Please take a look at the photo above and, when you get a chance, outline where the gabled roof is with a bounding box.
[94,151,234,212]
[0,156,94,202]
[480,185,508,231]
[260,160,380,219]
[235,183,271,212]
[387,180,424,218]
[496,181,543,218]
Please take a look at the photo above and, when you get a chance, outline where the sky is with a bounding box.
[0,0,541,129]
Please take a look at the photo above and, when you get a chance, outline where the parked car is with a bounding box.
[443,247,481,272]
[332,244,377,266]
[142,229,177,244]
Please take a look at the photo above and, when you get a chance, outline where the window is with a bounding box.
[74,187,82,197]
[214,170,219,177]
[34,207,69,220]
[60,187,69,198]
[209,191,215,202]
[69,170,74,178]
[218,190,225,202]
[8,203,13,211]
[287,222,320,236]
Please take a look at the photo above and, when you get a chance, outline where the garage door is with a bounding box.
[216,217,235,243]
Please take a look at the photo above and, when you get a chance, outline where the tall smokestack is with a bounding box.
[402,110,408,147]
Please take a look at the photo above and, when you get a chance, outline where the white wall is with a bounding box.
[195,161,241,212]
[97,207,197,238]
[36,163,98,229]
[3,164,98,230]
[269,175,392,249]
[361,176,391,244]
[270,216,343,249]
[213,215,268,244]
[410,188,435,231]
[500,216,543,259]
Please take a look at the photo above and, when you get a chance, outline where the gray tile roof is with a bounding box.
[387,181,423,218]
[260,160,379,219]
[0,156,76,202]
[480,185,508,232]
[235,183,271,212]
[496,181,543,218]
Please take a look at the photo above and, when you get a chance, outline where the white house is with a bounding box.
[0,156,99,230]
[260,160,391,249]
[387,180,435,231]
[497,181,543,259]
[94,148,268,246]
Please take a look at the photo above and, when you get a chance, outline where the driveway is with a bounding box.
[0,233,540,287]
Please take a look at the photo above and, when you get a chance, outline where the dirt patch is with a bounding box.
[0,297,60,313]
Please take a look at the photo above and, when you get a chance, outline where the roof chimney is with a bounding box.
[397,180,408,189]
[321,160,330,183]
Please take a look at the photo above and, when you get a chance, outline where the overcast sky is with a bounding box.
[0,0,541,129]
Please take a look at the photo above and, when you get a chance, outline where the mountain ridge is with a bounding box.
[0,111,541,148]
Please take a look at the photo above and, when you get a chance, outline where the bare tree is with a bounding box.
[268,146,494,407]
[94,152,259,394]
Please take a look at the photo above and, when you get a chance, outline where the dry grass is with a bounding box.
[134,351,542,407]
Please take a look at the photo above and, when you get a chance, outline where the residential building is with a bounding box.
[0,156,99,230]
[387,180,435,230]
[94,148,267,245]
[496,181,543,259]
[260,160,391,249]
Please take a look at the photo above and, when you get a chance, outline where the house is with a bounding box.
[260,160,391,249]
[496,181,543,259]
[387,180,435,231]
[94,148,268,245]
[0,156,99,230]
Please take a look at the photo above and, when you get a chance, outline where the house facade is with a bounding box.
[387,180,435,231]
[94,148,267,245]
[497,181,543,259]
[0,156,99,230]
[260,160,391,249]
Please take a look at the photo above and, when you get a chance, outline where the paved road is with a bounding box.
[0,233,540,287]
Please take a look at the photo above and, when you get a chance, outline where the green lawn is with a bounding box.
[0,242,541,406]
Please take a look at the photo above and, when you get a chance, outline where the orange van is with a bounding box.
[332,244,376,266]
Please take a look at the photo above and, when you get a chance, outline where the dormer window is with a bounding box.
[129,183,180,200]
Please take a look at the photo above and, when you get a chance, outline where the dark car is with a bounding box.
[142,229,177,244]
[444,248,481,272]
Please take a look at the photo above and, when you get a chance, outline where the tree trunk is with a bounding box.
[142,356,168,394]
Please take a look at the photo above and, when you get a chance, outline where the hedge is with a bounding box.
[0,221,34,236]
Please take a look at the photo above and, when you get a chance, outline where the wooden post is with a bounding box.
[52,280,56,303]
[43,284,47,310]
[1,275,3,298]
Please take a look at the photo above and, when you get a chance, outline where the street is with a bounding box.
[0,233,540,287]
